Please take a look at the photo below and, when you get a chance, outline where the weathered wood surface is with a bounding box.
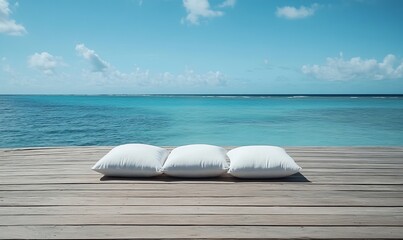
[1,146,403,239]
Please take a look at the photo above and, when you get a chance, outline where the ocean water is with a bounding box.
[0,95,403,147]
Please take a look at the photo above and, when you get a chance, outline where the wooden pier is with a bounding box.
[1,147,403,239]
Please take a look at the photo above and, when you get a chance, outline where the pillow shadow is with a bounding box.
[100,172,310,183]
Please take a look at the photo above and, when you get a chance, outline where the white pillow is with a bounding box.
[92,144,169,177]
[161,144,229,178]
[227,146,301,178]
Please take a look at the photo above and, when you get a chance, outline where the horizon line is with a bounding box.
[1,93,403,97]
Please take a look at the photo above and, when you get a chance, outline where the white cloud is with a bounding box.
[219,0,236,8]
[75,44,110,72]
[28,52,63,75]
[182,0,223,25]
[84,66,226,88]
[0,0,11,16]
[0,0,26,35]
[302,54,403,81]
[276,4,319,20]
[176,69,225,86]
[75,43,226,87]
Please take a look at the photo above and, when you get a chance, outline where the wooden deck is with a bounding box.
[1,146,403,239]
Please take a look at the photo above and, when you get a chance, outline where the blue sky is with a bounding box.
[0,0,402,94]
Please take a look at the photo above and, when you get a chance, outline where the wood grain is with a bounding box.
[1,146,403,239]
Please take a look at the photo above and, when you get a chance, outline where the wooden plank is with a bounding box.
[1,214,403,226]
[2,169,403,177]
[1,196,403,206]
[2,183,403,191]
[2,206,403,215]
[1,176,402,185]
[2,189,403,198]
[4,157,403,166]
[1,171,403,178]
[1,226,403,239]
[3,157,403,164]
[1,188,402,197]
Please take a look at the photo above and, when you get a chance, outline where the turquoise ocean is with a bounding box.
[1,95,402,147]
